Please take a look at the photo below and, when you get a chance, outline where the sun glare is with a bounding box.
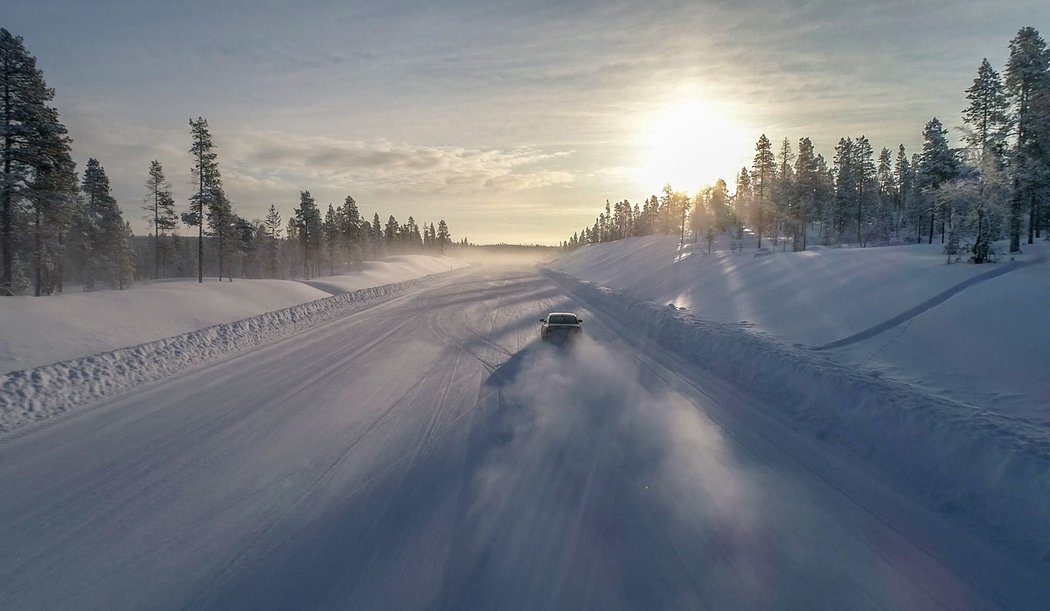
[638,97,751,194]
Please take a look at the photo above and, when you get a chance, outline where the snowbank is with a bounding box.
[0,273,453,434]
[550,235,1050,423]
[544,269,1050,560]
[0,255,466,374]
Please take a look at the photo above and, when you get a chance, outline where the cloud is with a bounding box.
[231,133,576,195]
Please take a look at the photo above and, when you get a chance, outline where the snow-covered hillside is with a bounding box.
[549,235,1049,424]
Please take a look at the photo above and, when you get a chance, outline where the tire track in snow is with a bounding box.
[812,256,1046,350]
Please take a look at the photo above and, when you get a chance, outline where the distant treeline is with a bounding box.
[0,28,455,296]
[565,26,1050,264]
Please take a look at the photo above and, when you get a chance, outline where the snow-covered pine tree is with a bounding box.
[916,118,958,244]
[963,58,1010,166]
[962,59,1012,261]
[263,204,282,278]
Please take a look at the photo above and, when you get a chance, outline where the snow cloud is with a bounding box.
[448,339,777,608]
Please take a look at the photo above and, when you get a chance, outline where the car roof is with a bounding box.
[547,312,578,317]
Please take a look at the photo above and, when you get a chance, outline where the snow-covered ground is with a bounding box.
[549,234,1050,425]
[4,265,1046,609]
[0,255,467,433]
[2,244,1049,607]
[0,255,467,374]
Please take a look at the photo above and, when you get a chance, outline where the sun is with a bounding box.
[638,97,751,194]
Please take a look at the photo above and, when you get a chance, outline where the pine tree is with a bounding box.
[27,103,76,295]
[832,137,856,243]
[793,137,818,250]
[852,136,877,245]
[894,145,912,238]
[371,212,382,256]
[187,117,220,282]
[436,219,450,254]
[1,29,64,295]
[384,214,399,248]
[963,59,1013,260]
[875,147,895,243]
[293,190,321,278]
[774,137,795,249]
[339,195,361,268]
[734,168,752,242]
[1004,27,1049,248]
[230,215,255,279]
[80,158,129,290]
[963,58,1010,166]
[263,204,281,277]
[143,160,176,279]
[916,118,958,244]
[751,135,775,248]
[116,220,134,289]
[323,203,339,275]
[206,186,234,281]
[404,216,422,251]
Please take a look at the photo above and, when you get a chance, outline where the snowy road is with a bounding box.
[1,265,1044,609]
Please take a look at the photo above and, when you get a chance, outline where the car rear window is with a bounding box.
[549,314,577,324]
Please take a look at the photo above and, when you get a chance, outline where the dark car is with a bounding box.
[540,312,582,342]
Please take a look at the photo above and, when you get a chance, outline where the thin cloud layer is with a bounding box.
[233,134,574,194]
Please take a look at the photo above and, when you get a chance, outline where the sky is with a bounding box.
[5,0,1048,244]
